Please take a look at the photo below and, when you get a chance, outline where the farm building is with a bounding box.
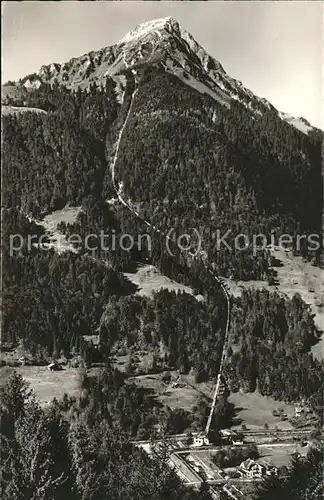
[47,362,61,371]
[294,405,304,418]
[220,429,244,445]
[192,433,209,447]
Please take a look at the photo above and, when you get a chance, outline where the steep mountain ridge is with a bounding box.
[3,16,320,135]
[2,17,322,277]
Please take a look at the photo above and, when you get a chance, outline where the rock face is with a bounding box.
[3,16,320,135]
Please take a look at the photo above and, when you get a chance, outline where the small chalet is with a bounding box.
[47,362,60,371]
[295,405,304,418]
[220,428,234,444]
[259,460,278,477]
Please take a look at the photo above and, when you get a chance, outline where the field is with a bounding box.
[228,391,295,431]
[0,365,81,406]
[124,264,204,300]
[1,84,29,103]
[129,371,214,412]
[129,369,298,430]
[2,105,47,116]
[257,442,310,467]
[36,206,82,253]
[225,246,324,360]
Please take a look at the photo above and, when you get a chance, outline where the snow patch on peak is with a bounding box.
[119,17,177,45]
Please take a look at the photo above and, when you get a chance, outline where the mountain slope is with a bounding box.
[2,17,323,279]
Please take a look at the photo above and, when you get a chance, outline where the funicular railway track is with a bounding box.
[109,78,232,440]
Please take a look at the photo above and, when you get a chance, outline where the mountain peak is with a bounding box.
[3,17,318,135]
[118,17,179,45]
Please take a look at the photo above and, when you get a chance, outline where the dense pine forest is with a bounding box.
[2,209,135,357]
[2,80,119,216]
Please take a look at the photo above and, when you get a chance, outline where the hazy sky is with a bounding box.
[2,1,323,128]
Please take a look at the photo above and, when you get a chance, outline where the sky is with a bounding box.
[2,1,323,128]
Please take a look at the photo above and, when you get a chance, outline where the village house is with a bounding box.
[259,461,278,477]
[192,432,209,447]
[18,356,27,366]
[239,459,278,479]
[220,428,233,445]
[294,405,304,418]
[239,459,263,479]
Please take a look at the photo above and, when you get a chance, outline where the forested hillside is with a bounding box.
[3,52,323,279]
[98,287,323,404]
[4,205,322,404]
[2,208,135,357]
[114,68,322,276]
[2,80,119,216]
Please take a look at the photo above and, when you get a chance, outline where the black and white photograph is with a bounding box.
[1,1,323,499]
